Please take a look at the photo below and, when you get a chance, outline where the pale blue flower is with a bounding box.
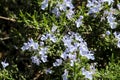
[49,34,57,43]
[45,68,53,74]
[61,52,68,60]
[21,43,29,51]
[117,3,120,10]
[108,8,117,15]
[82,65,96,80]
[106,31,111,35]
[41,0,48,10]
[40,41,44,46]
[29,38,39,50]
[68,53,76,66]
[41,33,57,43]
[102,0,114,5]
[109,22,117,29]
[64,0,74,9]
[75,16,83,28]
[31,56,41,65]
[53,59,62,66]
[51,24,57,32]
[114,32,120,39]
[113,32,120,48]
[86,0,103,14]
[1,60,9,68]
[107,14,117,29]
[103,8,117,26]
[62,69,68,80]
[39,47,48,62]
[67,45,77,52]
[62,35,72,47]
[88,5,101,14]
[86,0,94,7]
[52,7,61,17]
[107,14,116,23]
[82,68,93,80]
[85,52,95,60]
[39,47,48,55]
[74,42,80,48]
[41,35,48,41]
[70,60,74,66]
[62,32,94,60]
[41,55,47,62]
[21,38,39,51]
[66,9,74,20]
[57,3,66,11]
[90,64,96,71]
[79,45,95,60]
[117,40,120,48]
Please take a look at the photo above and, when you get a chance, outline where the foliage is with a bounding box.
[0,0,120,80]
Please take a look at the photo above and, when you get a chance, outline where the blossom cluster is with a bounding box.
[103,8,118,29]
[82,64,96,80]
[114,32,120,48]
[21,30,95,80]
[20,0,120,79]
[1,60,9,69]
[52,0,74,19]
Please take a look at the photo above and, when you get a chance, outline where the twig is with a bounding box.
[0,16,16,22]
[0,37,10,41]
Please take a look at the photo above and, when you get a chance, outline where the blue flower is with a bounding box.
[117,40,120,48]
[45,68,53,74]
[106,31,111,35]
[51,24,57,33]
[57,3,66,11]
[62,35,72,47]
[40,41,44,46]
[64,0,74,9]
[61,52,68,60]
[114,32,120,39]
[75,16,83,28]
[41,55,47,62]
[103,8,117,29]
[39,47,48,62]
[82,67,95,80]
[21,43,29,51]
[85,52,95,60]
[53,59,62,66]
[29,38,39,50]
[52,7,61,17]
[117,3,120,10]
[39,47,48,55]
[41,34,48,41]
[62,69,68,80]
[113,32,120,48]
[102,0,114,5]
[31,56,41,65]
[49,34,57,43]
[109,22,117,29]
[1,60,9,69]
[41,0,48,10]
[107,14,116,23]
[68,53,76,66]
[66,9,74,20]
[86,0,103,14]
[21,38,39,51]
[62,32,95,60]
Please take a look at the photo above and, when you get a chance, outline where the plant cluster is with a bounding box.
[0,0,120,80]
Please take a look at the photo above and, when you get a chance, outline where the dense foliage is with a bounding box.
[0,0,120,80]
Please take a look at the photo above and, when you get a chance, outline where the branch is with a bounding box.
[0,16,16,22]
[0,37,10,41]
